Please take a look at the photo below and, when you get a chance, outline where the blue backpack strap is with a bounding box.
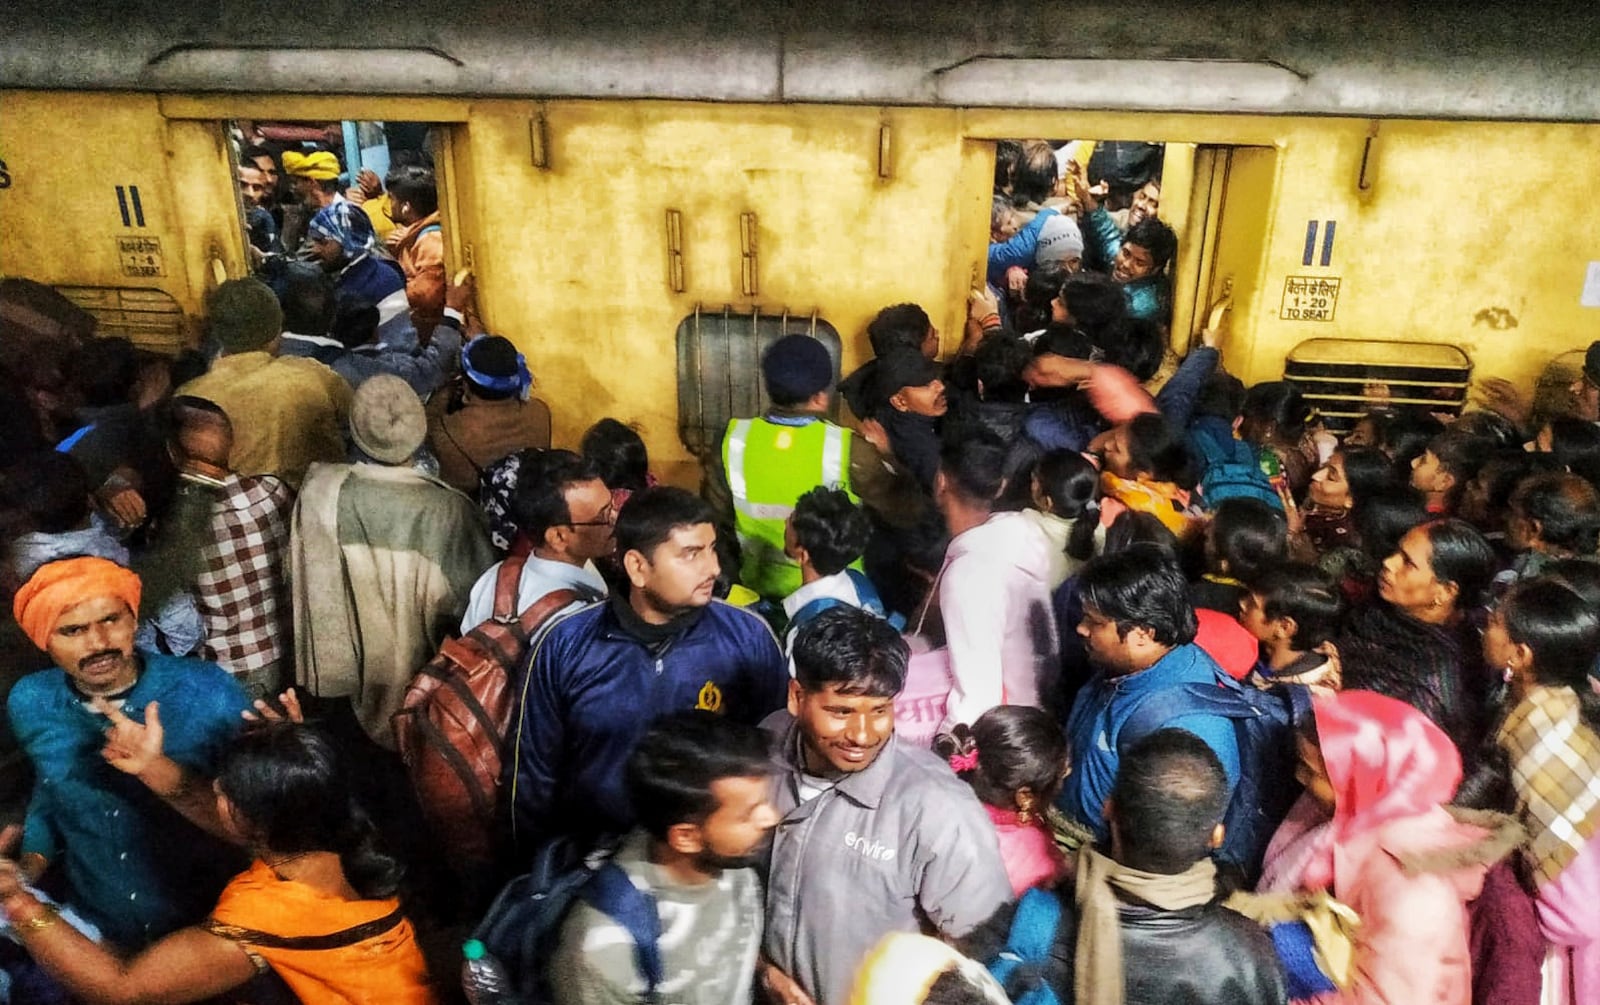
[55,423,96,453]
[578,863,664,998]
[988,889,1065,1005]
[417,223,443,238]
[790,595,846,632]
[842,568,886,617]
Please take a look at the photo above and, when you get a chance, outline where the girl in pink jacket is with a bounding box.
[1485,579,1600,1005]
[1259,690,1522,1005]
[936,705,1070,895]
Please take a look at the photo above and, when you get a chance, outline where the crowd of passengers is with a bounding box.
[0,134,1595,1005]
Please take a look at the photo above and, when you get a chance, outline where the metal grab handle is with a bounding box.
[740,212,758,296]
[1205,295,1232,334]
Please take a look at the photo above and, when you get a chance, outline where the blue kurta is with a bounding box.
[9,653,250,948]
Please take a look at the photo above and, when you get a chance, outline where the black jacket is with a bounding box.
[949,398,1040,509]
[961,890,1288,1005]
[880,409,941,493]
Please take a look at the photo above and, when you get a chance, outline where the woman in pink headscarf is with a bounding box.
[1257,690,1523,1004]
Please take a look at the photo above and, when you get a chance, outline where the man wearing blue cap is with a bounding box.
[705,334,920,602]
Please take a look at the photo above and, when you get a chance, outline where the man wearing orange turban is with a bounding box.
[7,557,251,949]
[13,556,144,694]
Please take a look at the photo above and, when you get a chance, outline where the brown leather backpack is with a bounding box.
[392,555,580,862]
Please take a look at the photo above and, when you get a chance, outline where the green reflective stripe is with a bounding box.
[726,419,752,500]
[822,424,845,487]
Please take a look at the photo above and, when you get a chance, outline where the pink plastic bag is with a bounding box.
[894,635,953,750]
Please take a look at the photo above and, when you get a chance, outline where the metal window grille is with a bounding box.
[55,286,187,355]
[1284,338,1472,435]
[676,306,842,460]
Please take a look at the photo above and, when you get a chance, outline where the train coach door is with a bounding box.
[155,96,474,335]
[1171,145,1279,367]
[974,135,1278,376]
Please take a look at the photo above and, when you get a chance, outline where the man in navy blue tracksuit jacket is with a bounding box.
[507,487,788,855]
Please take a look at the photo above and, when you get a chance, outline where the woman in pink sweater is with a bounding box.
[1259,690,1522,1005]
[936,706,1070,895]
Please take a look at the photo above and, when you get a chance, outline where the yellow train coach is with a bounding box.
[4,1,1599,484]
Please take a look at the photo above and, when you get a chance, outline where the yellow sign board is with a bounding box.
[116,235,165,278]
[1281,275,1340,322]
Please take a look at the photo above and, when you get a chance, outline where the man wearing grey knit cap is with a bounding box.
[1034,213,1085,273]
[176,277,352,489]
[289,374,495,748]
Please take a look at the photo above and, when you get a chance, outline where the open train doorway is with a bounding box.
[227,118,458,349]
[988,139,1176,342]
[984,136,1275,379]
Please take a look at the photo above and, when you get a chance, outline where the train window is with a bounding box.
[229,119,450,331]
[676,308,843,460]
[990,138,1173,335]
[53,286,187,356]
[1284,338,1473,435]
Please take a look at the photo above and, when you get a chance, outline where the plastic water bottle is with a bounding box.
[461,939,519,1005]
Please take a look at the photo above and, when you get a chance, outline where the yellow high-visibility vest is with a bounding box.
[722,416,856,600]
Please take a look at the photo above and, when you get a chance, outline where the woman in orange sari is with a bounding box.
[0,720,437,1005]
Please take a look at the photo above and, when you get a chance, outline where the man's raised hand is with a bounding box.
[242,688,304,727]
[93,699,164,778]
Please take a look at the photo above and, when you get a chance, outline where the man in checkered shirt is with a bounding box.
[160,395,293,698]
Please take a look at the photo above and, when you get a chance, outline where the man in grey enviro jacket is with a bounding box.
[760,607,1013,1005]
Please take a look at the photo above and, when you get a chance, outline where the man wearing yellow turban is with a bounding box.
[6,557,251,950]
[281,149,339,181]
[280,149,345,252]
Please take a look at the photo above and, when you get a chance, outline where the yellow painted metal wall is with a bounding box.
[3,92,1598,485]
[0,93,244,345]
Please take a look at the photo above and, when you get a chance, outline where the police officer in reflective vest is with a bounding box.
[707,334,919,602]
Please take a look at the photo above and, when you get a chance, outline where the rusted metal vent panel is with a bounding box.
[676,307,842,460]
[1285,338,1472,434]
[56,286,187,356]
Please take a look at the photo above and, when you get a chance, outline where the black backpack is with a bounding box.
[1118,673,1312,886]
[472,839,664,1005]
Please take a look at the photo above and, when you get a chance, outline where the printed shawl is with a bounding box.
[291,462,495,748]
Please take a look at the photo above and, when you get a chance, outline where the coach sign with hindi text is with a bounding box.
[1281,276,1340,322]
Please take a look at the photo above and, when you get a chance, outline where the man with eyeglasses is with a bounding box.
[458,449,613,631]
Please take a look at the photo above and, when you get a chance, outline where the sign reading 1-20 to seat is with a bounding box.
[1281,276,1340,322]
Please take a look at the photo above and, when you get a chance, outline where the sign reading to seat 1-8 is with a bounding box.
[116,236,165,278]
